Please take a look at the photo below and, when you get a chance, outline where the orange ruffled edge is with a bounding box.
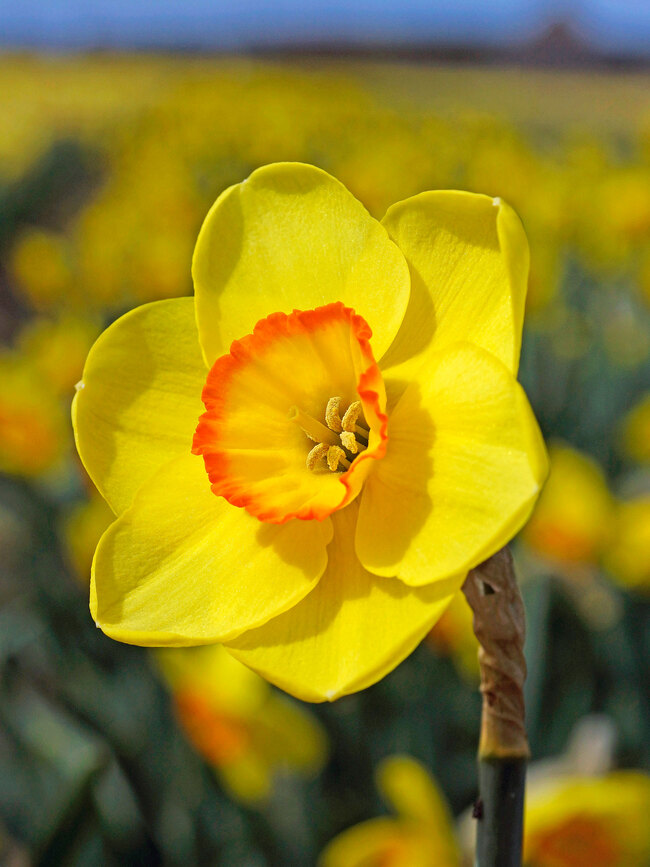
[192,302,388,524]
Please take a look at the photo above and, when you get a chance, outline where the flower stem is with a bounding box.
[462,548,529,867]
[475,756,527,867]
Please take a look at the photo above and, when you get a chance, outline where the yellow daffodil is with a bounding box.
[156,645,326,803]
[18,314,100,397]
[73,162,547,701]
[522,443,613,566]
[0,355,68,478]
[319,756,460,867]
[524,772,650,867]
[426,591,479,681]
[10,229,74,311]
[603,496,650,594]
[63,492,114,583]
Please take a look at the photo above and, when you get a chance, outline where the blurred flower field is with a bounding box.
[0,54,649,865]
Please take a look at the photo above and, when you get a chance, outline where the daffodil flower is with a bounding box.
[319,756,460,867]
[73,163,547,702]
[523,443,614,566]
[524,772,650,867]
[156,645,327,803]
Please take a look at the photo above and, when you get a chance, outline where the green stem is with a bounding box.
[462,548,529,867]
[475,757,527,867]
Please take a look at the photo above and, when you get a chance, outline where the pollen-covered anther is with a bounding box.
[327,446,350,472]
[325,397,343,432]
[341,400,369,440]
[305,442,331,471]
[305,442,351,472]
[340,431,366,455]
[292,399,368,473]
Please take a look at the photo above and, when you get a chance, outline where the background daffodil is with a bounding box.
[321,746,650,867]
[73,162,547,702]
[522,443,614,567]
[319,756,460,867]
[523,772,650,867]
[155,645,327,804]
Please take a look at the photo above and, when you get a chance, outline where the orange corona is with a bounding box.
[193,302,388,523]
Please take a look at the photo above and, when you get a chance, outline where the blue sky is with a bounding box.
[2,0,650,55]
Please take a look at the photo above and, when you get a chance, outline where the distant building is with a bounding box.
[514,20,596,67]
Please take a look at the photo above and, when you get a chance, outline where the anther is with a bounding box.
[341,401,365,433]
[327,446,350,471]
[325,397,343,432]
[306,442,330,470]
[340,431,366,455]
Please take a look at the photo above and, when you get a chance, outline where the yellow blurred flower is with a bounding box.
[156,645,327,803]
[5,54,650,314]
[620,393,650,464]
[63,493,115,583]
[319,756,460,867]
[525,772,650,867]
[0,355,68,477]
[599,167,650,248]
[10,229,74,311]
[18,314,100,397]
[603,496,650,594]
[426,591,479,681]
[526,239,562,314]
[522,443,614,566]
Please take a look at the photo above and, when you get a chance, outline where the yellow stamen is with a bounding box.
[289,406,339,446]
[327,446,350,471]
[325,396,343,432]
[306,442,330,470]
[340,431,366,455]
[295,398,368,474]
[342,400,367,434]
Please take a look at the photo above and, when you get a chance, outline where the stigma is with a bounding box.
[291,398,369,473]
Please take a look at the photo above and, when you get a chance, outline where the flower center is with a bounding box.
[532,815,621,867]
[290,398,370,473]
[193,302,388,523]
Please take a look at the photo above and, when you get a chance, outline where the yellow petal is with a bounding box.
[92,453,332,645]
[155,645,268,715]
[218,753,273,804]
[378,757,450,824]
[72,298,206,514]
[377,757,459,860]
[356,343,548,586]
[250,694,328,773]
[192,162,410,366]
[603,496,650,593]
[225,503,460,702]
[319,818,431,867]
[380,191,528,393]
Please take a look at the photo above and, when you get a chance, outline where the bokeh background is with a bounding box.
[1,2,649,865]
